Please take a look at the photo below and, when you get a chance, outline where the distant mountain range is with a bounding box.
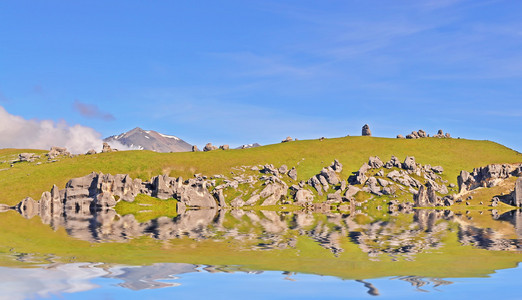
[236,143,261,149]
[104,127,262,153]
[104,127,193,152]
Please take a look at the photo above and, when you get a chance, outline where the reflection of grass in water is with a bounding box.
[114,194,178,223]
[0,138,521,278]
[0,209,521,279]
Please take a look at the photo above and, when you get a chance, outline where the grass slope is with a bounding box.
[1,137,521,205]
[0,137,521,279]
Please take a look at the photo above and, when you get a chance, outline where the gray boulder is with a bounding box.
[260,182,288,205]
[365,177,382,195]
[320,167,340,185]
[85,149,97,155]
[402,156,416,171]
[396,134,405,139]
[345,186,360,198]
[294,189,314,204]
[101,143,113,153]
[203,143,218,151]
[332,159,343,172]
[362,124,372,136]
[368,156,383,169]
[385,155,401,168]
[219,145,230,150]
[515,177,522,207]
[48,146,71,158]
[192,145,199,152]
[281,136,293,143]
[278,165,288,174]
[287,167,297,181]
[19,153,37,162]
[177,179,217,208]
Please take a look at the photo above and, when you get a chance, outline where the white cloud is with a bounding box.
[0,106,133,153]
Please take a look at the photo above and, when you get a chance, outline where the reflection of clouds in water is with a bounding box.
[0,263,107,300]
[107,263,197,290]
[0,262,199,299]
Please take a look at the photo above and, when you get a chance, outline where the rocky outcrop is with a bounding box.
[101,143,114,153]
[362,124,371,136]
[401,129,451,139]
[457,164,522,193]
[219,145,230,150]
[192,145,199,152]
[287,167,297,181]
[515,177,522,207]
[15,172,218,220]
[85,149,97,155]
[260,181,288,206]
[281,137,293,143]
[18,153,38,162]
[48,146,71,158]
[308,160,342,194]
[203,143,218,151]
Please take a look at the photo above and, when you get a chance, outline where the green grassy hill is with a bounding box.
[0,136,522,280]
[1,136,521,205]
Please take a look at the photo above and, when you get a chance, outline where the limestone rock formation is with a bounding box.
[48,146,71,158]
[102,143,113,153]
[362,124,371,136]
[515,177,522,207]
[457,164,521,193]
[287,167,298,181]
[281,136,293,143]
[18,153,38,162]
[203,143,218,151]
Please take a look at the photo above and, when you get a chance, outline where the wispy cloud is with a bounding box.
[73,100,115,121]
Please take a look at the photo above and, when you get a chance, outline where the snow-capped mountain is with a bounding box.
[104,127,192,152]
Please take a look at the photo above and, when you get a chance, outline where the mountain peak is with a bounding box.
[104,128,192,152]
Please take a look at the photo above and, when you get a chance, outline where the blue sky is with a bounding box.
[1,0,521,151]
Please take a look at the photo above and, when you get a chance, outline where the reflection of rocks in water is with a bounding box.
[356,279,380,296]
[393,276,453,292]
[347,210,451,260]
[457,210,522,251]
[108,263,198,290]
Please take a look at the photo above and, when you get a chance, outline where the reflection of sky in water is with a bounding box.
[0,262,521,299]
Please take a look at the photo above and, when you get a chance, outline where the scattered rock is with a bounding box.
[18,153,37,162]
[48,146,71,158]
[294,189,314,204]
[368,156,383,169]
[385,155,401,169]
[219,145,230,150]
[396,134,405,139]
[281,137,293,143]
[203,143,218,151]
[279,165,288,174]
[402,156,416,171]
[192,145,199,152]
[287,167,297,181]
[362,124,372,136]
[515,177,522,207]
[85,149,97,155]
